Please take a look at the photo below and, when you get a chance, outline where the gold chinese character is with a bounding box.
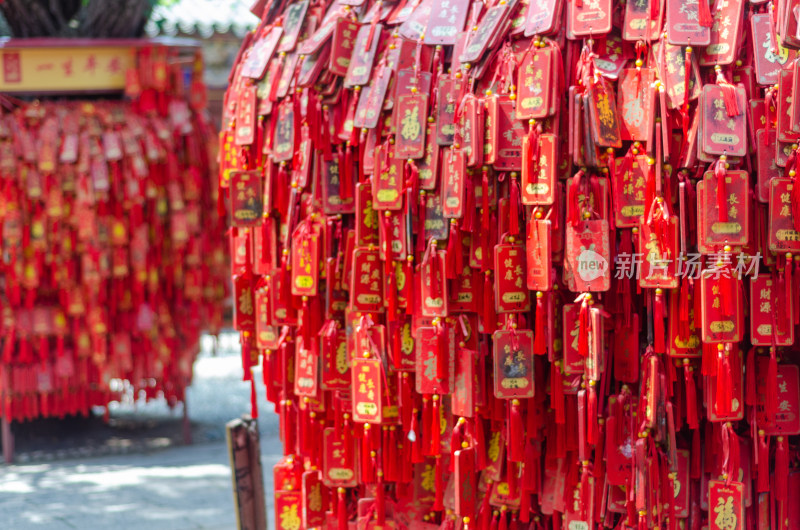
[487,432,500,462]
[401,105,421,142]
[596,93,614,128]
[280,503,302,530]
[713,495,737,530]
[239,288,253,315]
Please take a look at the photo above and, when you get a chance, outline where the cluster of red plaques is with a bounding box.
[222,0,800,528]
[0,46,228,422]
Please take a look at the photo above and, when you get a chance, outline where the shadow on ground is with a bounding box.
[0,331,282,530]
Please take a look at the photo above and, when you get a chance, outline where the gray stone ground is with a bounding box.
[0,331,282,530]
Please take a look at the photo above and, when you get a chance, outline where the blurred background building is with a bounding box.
[144,0,257,127]
[0,0,257,127]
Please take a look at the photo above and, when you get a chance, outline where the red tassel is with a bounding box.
[2,329,14,364]
[787,253,794,307]
[756,432,770,493]
[648,0,659,19]
[361,423,375,484]
[462,173,476,233]
[278,400,287,446]
[298,404,310,454]
[405,258,415,316]
[384,428,398,481]
[400,373,413,429]
[507,458,518,499]
[498,510,508,530]
[431,396,441,453]
[721,423,739,486]
[594,423,606,522]
[766,347,778,422]
[409,410,424,463]
[376,478,386,525]
[241,335,253,381]
[578,297,589,357]
[446,220,463,278]
[481,167,490,238]
[405,159,419,205]
[580,462,590,520]
[217,185,227,220]
[789,160,800,231]
[436,320,447,381]
[713,159,728,223]
[489,511,499,530]
[637,511,647,530]
[722,83,741,119]
[424,239,441,301]
[477,490,492,530]
[249,374,258,419]
[587,382,598,445]
[702,341,717,376]
[386,266,398,322]
[577,388,588,461]
[340,145,353,200]
[421,397,433,455]
[283,400,296,454]
[480,173,491,271]
[534,292,547,355]
[20,337,32,364]
[433,456,444,511]
[519,492,531,523]
[654,289,665,353]
[775,436,788,501]
[551,361,565,424]
[682,48,692,140]
[483,272,496,334]
[508,399,524,462]
[450,417,466,469]
[275,162,289,218]
[525,121,541,189]
[301,297,311,347]
[509,176,520,235]
[342,413,353,467]
[684,362,699,430]
[38,336,48,363]
[698,0,713,27]
[715,345,732,417]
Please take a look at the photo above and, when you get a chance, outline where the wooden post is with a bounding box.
[2,418,13,464]
[182,400,192,445]
[226,415,267,530]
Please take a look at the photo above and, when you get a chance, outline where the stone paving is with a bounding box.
[0,332,281,529]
